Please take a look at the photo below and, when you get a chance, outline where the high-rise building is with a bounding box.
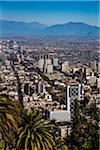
[53,58,58,67]
[97,62,100,74]
[47,64,53,74]
[62,61,69,72]
[24,83,33,96]
[45,58,52,66]
[36,82,45,94]
[97,78,100,88]
[24,83,29,95]
[88,76,97,86]
[66,84,81,123]
[89,61,97,71]
[84,68,92,76]
[38,58,44,71]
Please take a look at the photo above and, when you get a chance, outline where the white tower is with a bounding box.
[38,59,44,71]
[62,61,69,72]
[53,58,58,67]
[66,84,81,122]
[47,64,53,74]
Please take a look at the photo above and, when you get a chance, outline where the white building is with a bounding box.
[38,59,44,71]
[50,110,70,122]
[62,61,69,72]
[89,61,97,70]
[98,62,100,74]
[45,58,52,66]
[66,84,81,122]
[53,58,58,67]
[37,82,45,93]
[97,78,100,88]
[47,64,53,74]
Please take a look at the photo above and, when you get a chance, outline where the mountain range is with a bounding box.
[0,20,99,37]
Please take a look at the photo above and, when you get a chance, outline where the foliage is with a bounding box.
[0,93,99,150]
[16,110,55,150]
[65,98,99,150]
[0,94,21,149]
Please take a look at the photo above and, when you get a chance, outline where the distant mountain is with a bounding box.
[44,22,99,37]
[0,20,47,35]
[0,20,99,37]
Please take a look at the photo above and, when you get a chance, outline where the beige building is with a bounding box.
[62,61,69,72]
[97,78,100,88]
[85,68,92,76]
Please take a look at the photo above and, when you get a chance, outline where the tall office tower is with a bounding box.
[62,61,69,72]
[53,58,58,67]
[44,54,48,60]
[47,64,53,74]
[24,83,33,96]
[13,41,18,49]
[84,67,92,76]
[43,63,47,73]
[66,84,81,123]
[39,55,42,59]
[97,78,100,88]
[97,78,100,91]
[97,62,100,74]
[38,58,44,71]
[45,58,52,66]
[20,48,24,62]
[44,58,52,73]
[36,82,45,94]
[89,61,97,71]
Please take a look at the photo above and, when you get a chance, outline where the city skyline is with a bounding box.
[0,1,99,26]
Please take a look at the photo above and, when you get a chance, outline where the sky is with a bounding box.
[0,1,99,26]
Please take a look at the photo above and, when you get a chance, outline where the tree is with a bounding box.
[0,94,21,150]
[65,98,99,150]
[16,110,55,150]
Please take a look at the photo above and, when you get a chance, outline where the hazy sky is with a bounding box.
[0,1,99,26]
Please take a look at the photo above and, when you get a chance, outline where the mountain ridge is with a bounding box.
[0,20,99,37]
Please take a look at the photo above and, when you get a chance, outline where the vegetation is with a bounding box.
[0,94,56,150]
[65,97,99,150]
[0,94,99,150]
[16,110,55,150]
[0,94,21,149]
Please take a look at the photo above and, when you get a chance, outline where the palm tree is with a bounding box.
[0,94,21,150]
[16,110,55,150]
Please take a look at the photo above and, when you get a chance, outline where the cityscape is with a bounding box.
[0,1,99,150]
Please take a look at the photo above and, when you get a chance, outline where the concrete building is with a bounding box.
[36,82,45,94]
[73,67,80,73]
[89,61,97,71]
[97,62,100,74]
[85,68,92,76]
[88,76,97,86]
[53,58,58,67]
[61,61,69,72]
[50,110,70,122]
[97,78,100,88]
[66,84,81,123]
[45,58,52,66]
[38,58,44,71]
[47,64,53,74]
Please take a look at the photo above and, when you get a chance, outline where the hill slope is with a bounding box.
[0,20,99,37]
[44,22,99,37]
